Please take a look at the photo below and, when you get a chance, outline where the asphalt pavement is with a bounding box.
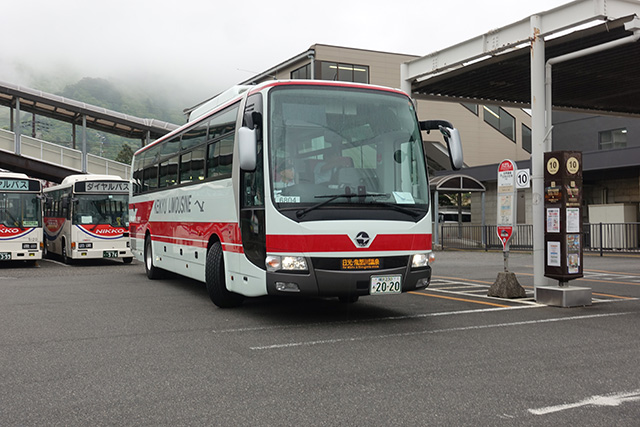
[1,250,639,426]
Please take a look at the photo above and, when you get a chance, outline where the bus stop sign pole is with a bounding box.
[497,159,516,271]
[488,160,526,299]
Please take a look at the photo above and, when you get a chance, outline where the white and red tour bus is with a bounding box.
[130,80,462,307]
[0,172,44,262]
[43,174,133,264]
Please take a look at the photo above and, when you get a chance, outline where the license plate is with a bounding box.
[103,250,118,258]
[0,252,11,261]
[370,275,402,295]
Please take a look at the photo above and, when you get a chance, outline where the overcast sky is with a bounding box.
[2,0,572,107]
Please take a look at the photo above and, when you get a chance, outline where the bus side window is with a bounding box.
[143,166,158,192]
[207,140,220,178]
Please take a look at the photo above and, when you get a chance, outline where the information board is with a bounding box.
[543,151,583,281]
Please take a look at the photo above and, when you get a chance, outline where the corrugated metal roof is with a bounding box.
[409,15,640,117]
[0,80,179,140]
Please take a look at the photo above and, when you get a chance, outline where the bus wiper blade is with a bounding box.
[295,192,388,218]
[5,212,25,231]
[369,201,425,218]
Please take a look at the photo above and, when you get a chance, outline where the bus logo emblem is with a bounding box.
[354,231,370,248]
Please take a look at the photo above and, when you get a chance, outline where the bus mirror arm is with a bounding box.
[251,111,262,129]
[420,120,453,132]
[238,127,257,171]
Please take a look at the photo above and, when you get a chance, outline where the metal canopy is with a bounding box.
[403,1,640,117]
[430,174,486,192]
[0,80,178,140]
[402,0,640,290]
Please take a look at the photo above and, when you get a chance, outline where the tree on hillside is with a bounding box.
[60,77,123,110]
[115,143,134,165]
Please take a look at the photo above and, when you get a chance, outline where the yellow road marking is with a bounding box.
[592,292,636,300]
[410,291,511,308]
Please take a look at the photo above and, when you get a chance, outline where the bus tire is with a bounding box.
[61,240,71,264]
[42,240,48,258]
[144,236,163,279]
[205,242,243,308]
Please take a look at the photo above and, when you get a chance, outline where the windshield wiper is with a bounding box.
[367,201,425,218]
[296,191,389,218]
[5,211,24,230]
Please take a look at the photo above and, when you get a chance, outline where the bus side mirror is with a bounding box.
[420,120,464,170]
[439,126,463,171]
[238,126,257,171]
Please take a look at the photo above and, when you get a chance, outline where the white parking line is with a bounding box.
[529,389,640,415]
[250,311,632,351]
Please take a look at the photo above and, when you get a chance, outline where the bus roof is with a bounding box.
[60,174,129,186]
[134,80,410,158]
[0,171,32,180]
[188,85,252,123]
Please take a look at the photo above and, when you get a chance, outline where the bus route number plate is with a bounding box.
[103,250,118,258]
[0,252,11,260]
[370,275,402,295]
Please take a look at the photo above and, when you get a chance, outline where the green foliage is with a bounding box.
[60,78,123,110]
[115,144,135,165]
[8,76,188,163]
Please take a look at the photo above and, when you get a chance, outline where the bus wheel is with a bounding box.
[144,236,163,279]
[61,242,71,264]
[42,240,48,258]
[205,242,243,308]
[123,257,133,264]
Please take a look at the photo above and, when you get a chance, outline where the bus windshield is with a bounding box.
[0,192,41,228]
[268,86,429,220]
[73,194,129,227]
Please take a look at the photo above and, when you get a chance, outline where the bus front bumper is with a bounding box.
[0,250,42,261]
[72,248,133,260]
[266,264,431,298]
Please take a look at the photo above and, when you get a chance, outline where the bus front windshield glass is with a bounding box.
[268,86,429,220]
[0,192,41,227]
[73,194,129,227]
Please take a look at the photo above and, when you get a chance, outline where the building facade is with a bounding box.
[208,43,638,228]
[236,44,533,172]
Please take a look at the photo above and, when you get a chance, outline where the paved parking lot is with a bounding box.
[1,250,639,425]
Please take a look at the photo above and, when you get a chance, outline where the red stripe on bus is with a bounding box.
[133,220,431,254]
[134,221,242,248]
[266,233,431,253]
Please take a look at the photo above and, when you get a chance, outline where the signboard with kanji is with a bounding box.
[497,159,517,250]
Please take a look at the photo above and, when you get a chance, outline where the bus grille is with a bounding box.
[311,256,409,271]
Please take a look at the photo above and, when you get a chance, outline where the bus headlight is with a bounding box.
[266,255,308,272]
[78,243,93,249]
[411,252,434,268]
[22,243,38,250]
